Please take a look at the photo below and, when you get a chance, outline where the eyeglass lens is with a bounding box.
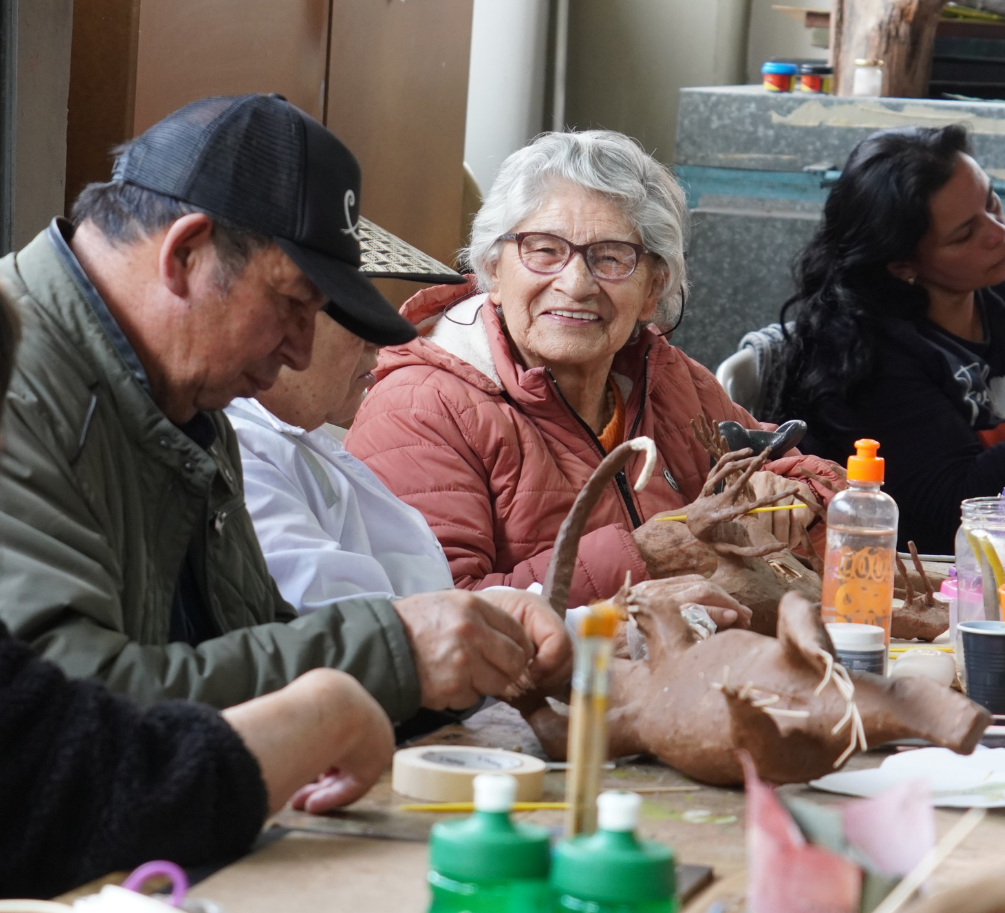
[518,233,639,280]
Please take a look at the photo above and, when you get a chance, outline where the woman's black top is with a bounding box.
[797,285,1005,554]
[0,622,267,898]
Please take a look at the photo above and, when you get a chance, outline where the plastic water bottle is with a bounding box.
[551,791,677,913]
[821,439,899,644]
[427,773,550,913]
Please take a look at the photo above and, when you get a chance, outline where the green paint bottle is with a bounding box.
[427,773,551,913]
[551,791,677,913]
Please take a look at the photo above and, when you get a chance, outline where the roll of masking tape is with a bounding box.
[392,745,546,803]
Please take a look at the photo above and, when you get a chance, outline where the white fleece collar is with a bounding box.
[425,291,637,403]
[427,292,502,387]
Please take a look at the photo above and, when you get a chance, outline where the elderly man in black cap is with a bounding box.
[0,95,569,723]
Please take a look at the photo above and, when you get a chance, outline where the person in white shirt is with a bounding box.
[227,308,454,611]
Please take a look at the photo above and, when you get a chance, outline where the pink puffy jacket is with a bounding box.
[347,280,842,607]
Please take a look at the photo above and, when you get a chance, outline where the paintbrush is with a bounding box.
[565,601,620,836]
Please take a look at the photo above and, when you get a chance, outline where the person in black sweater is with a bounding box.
[0,297,395,899]
[763,124,1005,554]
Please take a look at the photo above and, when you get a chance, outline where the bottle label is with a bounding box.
[821,542,894,641]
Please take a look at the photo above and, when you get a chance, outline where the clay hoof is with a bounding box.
[718,420,807,460]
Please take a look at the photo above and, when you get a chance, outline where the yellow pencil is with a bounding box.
[889,645,953,653]
[400,801,568,813]
[656,504,808,522]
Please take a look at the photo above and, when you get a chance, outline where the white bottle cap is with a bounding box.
[597,790,642,832]
[473,773,517,813]
[825,622,886,649]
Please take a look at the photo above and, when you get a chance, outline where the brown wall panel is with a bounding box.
[66,0,472,311]
[326,0,473,303]
[133,0,330,132]
[65,0,141,209]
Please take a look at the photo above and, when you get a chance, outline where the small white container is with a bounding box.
[852,58,885,97]
[826,622,887,675]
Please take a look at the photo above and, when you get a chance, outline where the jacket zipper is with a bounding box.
[546,367,644,530]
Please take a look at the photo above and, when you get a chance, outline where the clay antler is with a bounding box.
[541,437,657,617]
[892,541,949,642]
[686,449,801,560]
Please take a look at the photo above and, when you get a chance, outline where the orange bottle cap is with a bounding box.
[847,438,884,483]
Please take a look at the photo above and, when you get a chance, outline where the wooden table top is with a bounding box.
[174,703,1005,913]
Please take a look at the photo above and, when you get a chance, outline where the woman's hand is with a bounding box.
[631,516,718,579]
[630,574,752,630]
[222,668,394,815]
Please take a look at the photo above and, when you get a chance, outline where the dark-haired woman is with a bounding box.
[763,124,1005,554]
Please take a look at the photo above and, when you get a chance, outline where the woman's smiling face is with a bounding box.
[487,181,665,374]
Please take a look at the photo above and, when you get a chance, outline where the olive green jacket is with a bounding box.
[0,222,420,717]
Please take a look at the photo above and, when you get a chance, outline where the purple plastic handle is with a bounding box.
[121,860,189,907]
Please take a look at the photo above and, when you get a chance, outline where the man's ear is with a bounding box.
[159,213,216,298]
[887,260,918,285]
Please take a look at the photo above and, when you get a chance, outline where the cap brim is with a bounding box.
[358,217,466,285]
[274,237,417,346]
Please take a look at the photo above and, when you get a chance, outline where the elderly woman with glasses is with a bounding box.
[346,131,841,611]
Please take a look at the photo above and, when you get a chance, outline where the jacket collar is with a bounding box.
[11,221,222,486]
[46,218,153,397]
[382,278,673,414]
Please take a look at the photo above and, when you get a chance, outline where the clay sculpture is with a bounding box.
[891,544,949,642]
[717,419,808,461]
[522,437,989,786]
[678,445,822,635]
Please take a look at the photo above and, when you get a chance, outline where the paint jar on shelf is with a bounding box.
[851,58,885,97]
[762,61,798,92]
[799,62,834,94]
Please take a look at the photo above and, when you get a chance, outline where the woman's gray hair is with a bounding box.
[465,130,690,331]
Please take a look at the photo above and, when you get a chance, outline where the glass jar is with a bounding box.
[852,58,884,97]
[953,497,1005,649]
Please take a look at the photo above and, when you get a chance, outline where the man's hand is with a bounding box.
[480,588,573,693]
[392,589,572,710]
[631,516,717,580]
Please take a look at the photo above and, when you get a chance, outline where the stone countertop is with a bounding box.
[676,85,1005,175]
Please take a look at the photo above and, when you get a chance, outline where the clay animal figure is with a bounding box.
[525,583,988,787]
[891,544,949,642]
[523,437,989,786]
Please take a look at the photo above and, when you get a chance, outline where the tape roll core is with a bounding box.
[392,745,546,802]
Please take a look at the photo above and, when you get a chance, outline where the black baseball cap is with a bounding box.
[111,94,459,345]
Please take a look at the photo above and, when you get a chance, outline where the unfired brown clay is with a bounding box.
[891,544,949,642]
[680,447,822,635]
[523,588,988,785]
[525,437,989,786]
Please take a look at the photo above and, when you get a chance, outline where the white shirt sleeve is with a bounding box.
[227,401,453,614]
